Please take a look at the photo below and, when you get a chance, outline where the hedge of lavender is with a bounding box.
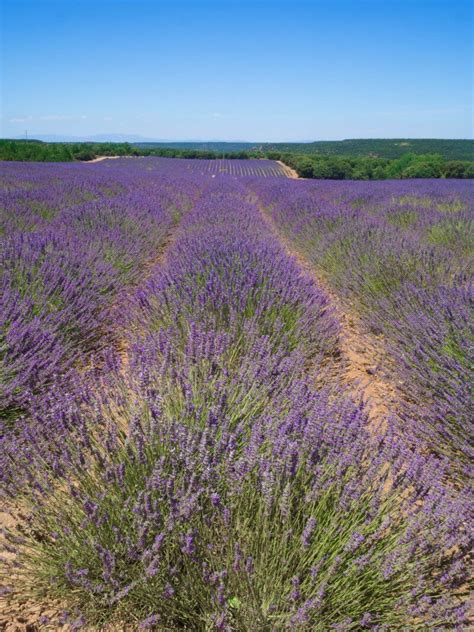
[251,178,473,473]
[1,166,471,630]
[0,160,199,422]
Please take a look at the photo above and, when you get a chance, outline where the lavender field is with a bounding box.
[1,157,472,630]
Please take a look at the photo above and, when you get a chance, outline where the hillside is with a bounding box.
[136,138,474,161]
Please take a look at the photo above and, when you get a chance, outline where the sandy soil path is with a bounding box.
[114,226,181,371]
[85,155,123,163]
[276,160,299,179]
[258,202,400,431]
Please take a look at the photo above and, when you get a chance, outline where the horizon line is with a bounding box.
[2,135,473,143]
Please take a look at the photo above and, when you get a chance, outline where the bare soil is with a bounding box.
[85,156,123,163]
[114,226,180,370]
[259,205,400,432]
[276,160,299,179]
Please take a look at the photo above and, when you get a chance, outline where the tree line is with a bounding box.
[135,138,474,161]
[270,151,474,179]
[0,140,254,162]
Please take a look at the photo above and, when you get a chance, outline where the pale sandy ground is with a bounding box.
[85,155,122,163]
[276,160,299,179]
[259,202,400,432]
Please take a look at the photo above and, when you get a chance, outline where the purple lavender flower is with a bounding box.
[139,613,160,629]
[301,516,317,548]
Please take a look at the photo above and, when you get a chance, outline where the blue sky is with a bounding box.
[1,0,472,141]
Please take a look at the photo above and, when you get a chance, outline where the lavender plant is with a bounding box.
[251,177,473,472]
[0,160,198,421]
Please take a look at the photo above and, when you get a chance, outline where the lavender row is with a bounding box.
[250,177,473,471]
[0,160,200,421]
[2,177,470,629]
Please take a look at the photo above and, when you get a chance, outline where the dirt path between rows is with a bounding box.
[258,202,399,432]
[114,226,180,372]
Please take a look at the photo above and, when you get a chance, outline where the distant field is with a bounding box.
[90,156,292,177]
[181,158,291,177]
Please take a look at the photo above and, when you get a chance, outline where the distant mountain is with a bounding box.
[6,134,258,144]
[6,133,163,143]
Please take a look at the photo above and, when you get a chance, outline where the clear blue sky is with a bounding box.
[1,0,472,141]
